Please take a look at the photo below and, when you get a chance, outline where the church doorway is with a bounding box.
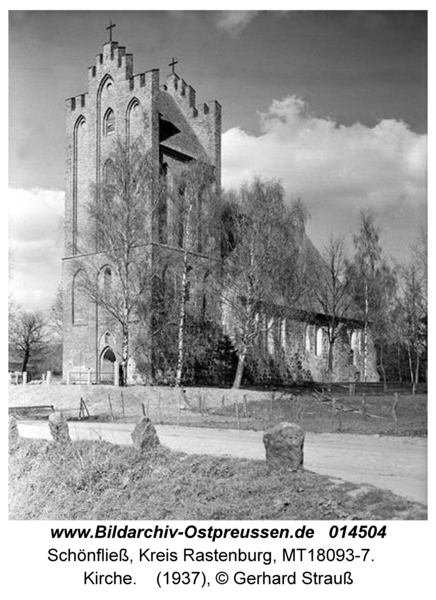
[100,346,116,383]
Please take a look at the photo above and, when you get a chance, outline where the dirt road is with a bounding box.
[17,421,427,505]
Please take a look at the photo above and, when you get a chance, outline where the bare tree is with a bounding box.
[9,310,46,373]
[310,236,354,385]
[76,136,159,384]
[221,179,308,388]
[165,161,221,387]
[349,210,395,381]
[396,232,427,384]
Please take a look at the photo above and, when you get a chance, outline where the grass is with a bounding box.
[8,384,427,437]
[210,392,428,437]
[9,438,426,521]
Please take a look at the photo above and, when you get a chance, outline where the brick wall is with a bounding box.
[63,39,222,382]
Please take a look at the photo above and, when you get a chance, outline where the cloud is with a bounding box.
[9,188,64,312]
[222,96,427,259]
[215,11,261,35]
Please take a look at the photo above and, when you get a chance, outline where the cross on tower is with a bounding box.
[106,20,116,43]
[169,57,178,75]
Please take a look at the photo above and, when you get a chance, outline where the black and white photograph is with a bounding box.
[7,10,430,594]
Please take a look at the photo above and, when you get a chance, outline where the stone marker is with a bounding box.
[131,416,160,451]
[48,411,71,444]
[9,415,20,451]
[263,422,305,471]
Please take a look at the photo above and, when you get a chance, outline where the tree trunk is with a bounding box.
[175,267,187,387]
[21,346,30,374]
[121,327,129,387]
[327,337,334,390]
[397,346,402,382]
[379,343,387,392]
[175,202,193,388]
[407,343,414,383]
[415,348,420,385]
[233,347,247,389]
[362,282,369,381]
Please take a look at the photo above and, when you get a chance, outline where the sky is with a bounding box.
[8,9,428,312]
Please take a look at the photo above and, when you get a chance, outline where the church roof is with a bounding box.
[158,89,210,162]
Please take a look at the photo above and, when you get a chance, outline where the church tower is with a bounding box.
[62,28,222,383]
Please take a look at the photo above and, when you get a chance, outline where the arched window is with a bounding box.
[351,330,361,352]
[103,159,116,201]
[126,98,141,140]
[281,319,287,350]
[103,267,112,291]
[72,270,88,324]
[315,327,323,357]
[178,185,186,247]
[73,116,87,254]
[103,108,115,136]
[351,330,361,366]
[305,325,311,352]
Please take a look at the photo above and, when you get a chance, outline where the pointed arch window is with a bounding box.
[104,108,115,136]
[315,327,323,357]
[103,159,116,201]
[103,267,112,291]
[305,325,311,352]
[126,98,141,140]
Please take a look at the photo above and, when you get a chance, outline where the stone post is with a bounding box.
[46,371,52,385]
[263,422,305,471]
[131,416,160,452]
[48,411,71,444]
[22,371,28,384]
[66,370,71,385]
[87,368,92,386]
[114,361,120,387]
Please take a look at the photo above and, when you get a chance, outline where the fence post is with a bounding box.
[22,371,28,385]
[360,394,367,420]
[87,368,91,386]
[46,371,52,385]
[392,392,399,423]
[66,370,71,385]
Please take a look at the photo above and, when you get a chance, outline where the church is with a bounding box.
[62,29,378,385]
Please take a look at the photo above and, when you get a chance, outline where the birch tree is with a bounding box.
[349,210,395,381]
[395,229,427,383]
[310,236,354,384]
[167,161,220,387]
[222,179,307,389]
[78,137,159,385]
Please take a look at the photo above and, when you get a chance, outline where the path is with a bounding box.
[17,421,427,505]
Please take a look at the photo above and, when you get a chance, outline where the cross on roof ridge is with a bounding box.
[106,20,116,43]
[169,57,178,75]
